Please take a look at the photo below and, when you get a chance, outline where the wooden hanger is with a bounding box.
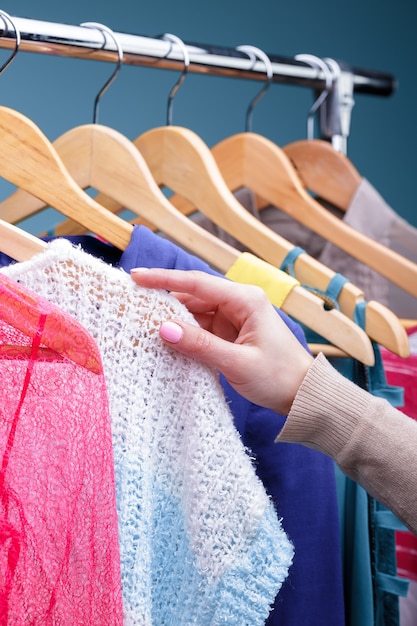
[277,54,361,212]
[281,139,417,332]
[0,106,133,250]
[0,218,48,261]
[132,126,376,362]
[282,138,362,212]
[132,125,406,356]
[0,15,133,247]
[0,113,375,364]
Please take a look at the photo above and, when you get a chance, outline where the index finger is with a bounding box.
[130,268,262,311]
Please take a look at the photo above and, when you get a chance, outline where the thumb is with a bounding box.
[159,320,239,373]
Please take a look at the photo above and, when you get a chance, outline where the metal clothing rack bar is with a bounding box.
[0,16,396,97]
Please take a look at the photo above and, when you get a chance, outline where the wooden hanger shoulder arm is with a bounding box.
[135,127,307,269]
[292,251,408,356]
[0,187,46,223]
[0,219,47,261]
[365,300,409,357]
[283,139,362,211]
[0,107,133,250]
[302,208,417,298]
[283,285,375,365]
[0,123,95,223]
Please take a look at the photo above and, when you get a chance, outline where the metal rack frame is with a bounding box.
[0,15,397,149]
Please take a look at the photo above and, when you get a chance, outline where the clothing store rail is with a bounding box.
[0,16,396,97]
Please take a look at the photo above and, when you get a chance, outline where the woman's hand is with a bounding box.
[131,268,313,415]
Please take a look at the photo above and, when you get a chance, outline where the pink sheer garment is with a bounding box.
[381,327,417,585]
[0,273,123,625]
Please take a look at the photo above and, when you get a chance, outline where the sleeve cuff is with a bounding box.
[275,352,371,459]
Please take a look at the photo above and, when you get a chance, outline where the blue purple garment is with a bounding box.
[0,228,344,625]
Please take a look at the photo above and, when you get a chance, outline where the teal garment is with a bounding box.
[353,304,408,626]
[330,353,407,626]
[334,463,374,626]
[280,251,409,626]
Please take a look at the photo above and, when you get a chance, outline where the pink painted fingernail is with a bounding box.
[160,321,183,343]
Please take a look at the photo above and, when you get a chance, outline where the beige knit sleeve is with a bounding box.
[276,353,417,535]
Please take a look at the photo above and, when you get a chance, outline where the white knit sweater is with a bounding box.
[2,239,293,625]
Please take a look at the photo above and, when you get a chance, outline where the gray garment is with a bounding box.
[193,186,330,258]
[194,179,417,318]
[319,178,417,318]
[193,187,260,253]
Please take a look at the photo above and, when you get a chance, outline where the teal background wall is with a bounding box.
[1,0,416,232]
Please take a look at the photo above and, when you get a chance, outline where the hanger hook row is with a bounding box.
[295,53,336,140]
[160,33,190,126]
[80,21,124,124]
[236,44,273,132]
[0,10,21,76]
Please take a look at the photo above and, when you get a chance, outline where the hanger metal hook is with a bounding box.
[295,54,335,140]
[0,10,21,76]
[80,21,124,124]
[235,44,273,132]
[161,33,190,126]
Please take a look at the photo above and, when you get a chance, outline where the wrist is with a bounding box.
[271,351,314,416]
